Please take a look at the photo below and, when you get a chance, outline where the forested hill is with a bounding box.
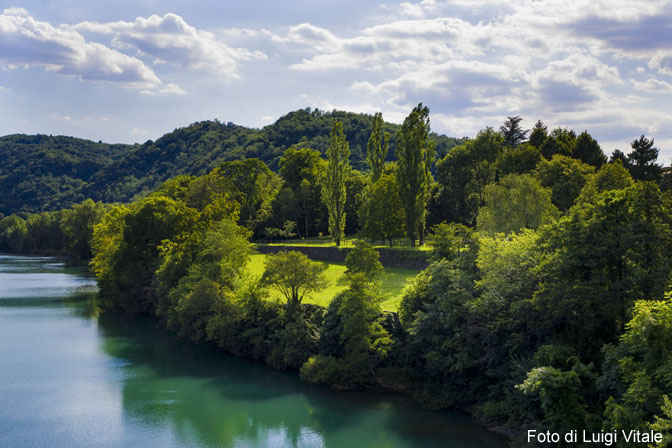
[1,108,463,215]
[0,134,133,215]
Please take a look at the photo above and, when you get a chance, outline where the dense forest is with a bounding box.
[2,105,672,447]
[0,108,462,216]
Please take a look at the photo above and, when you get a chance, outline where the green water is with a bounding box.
[0,254,509,448]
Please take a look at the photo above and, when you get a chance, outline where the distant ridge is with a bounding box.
[0,108,464,215]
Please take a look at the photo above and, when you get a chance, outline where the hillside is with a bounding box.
[1,108,464,215]
[0,134,133,215]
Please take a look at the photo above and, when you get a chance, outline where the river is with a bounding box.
[0,254,508,448]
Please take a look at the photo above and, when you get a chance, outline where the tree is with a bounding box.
[433,128,503,226]
[573,131,606,168]
[358,171,405,247]
[395,103,436,246]
[532,183,672,361]
[214,159,281,233]
[500,116,528,147]
[322,121,350,246]
[344,170,368,234]
[345,240,384,282]
[627,135,663,183]
[366,112,389,182]
[528,120,548,149]
[261,251,327,307]
[91,196,197,314]
[602,298,672,435]
[0,215,28,253]
[476,174,558,235]
[496,144,542,176]
[534,154,595,211]
[427,222,477,264]
[60,199,107,260]
[540,128,576,159]
[336,273,392,384]
[276,147,325,238]
[576,159,634,205]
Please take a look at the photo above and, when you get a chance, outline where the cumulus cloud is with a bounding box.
[0,11,160,88]
[649,51,672,76]
[74,13,266,78]
[632,78,672,94]
[252,0,672,148]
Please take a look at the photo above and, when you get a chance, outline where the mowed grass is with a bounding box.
[246,253,418,312]
[262,236,432,251]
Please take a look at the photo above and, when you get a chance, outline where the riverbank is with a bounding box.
[0,254,509,448]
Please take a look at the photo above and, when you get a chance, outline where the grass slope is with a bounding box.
[246,253,417,312]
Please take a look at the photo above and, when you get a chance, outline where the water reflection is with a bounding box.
[0,254,508,448]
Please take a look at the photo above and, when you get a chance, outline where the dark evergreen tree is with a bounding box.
[499,116,529,147]
[573,131,607,168]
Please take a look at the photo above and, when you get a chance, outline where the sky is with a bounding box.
[0,0,671,163]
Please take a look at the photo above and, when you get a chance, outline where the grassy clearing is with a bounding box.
[246,253,418,312]
[260,235,432,251]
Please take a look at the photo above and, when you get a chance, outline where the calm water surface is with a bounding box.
[0,254,509,448]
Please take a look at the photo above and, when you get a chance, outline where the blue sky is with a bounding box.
[1,0,671,163]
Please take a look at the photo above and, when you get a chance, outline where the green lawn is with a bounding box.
[260,235,431,251]
[246,253,418,312]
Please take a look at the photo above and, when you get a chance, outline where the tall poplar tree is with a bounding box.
[366,112,389,182]
[322,121,350,246]
[395,103,435,247]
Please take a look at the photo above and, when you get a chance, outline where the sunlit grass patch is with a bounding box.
[246,253,418,312]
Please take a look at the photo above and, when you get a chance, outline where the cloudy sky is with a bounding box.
[1,0,671,163]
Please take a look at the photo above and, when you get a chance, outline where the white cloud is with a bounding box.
[0,11,160,88]
[649,50,672,76]
[140,82,187,96]
[74,13,266,78]
[632,78,672,94]
[2,7,28,16]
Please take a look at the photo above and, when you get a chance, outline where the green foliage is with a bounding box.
[276,146,326,238]
[0,134,128,215]
[1,110,464,217]
[650,396,672,447]
[540,128,577,159]
[499,116,528,148]
[213,159,280,234]
[395,103,436,246]
[322,122,350,246]
[476,174,558,235]
[475,229,542,310]
[92,196,198,314]
[535,154,595,211]
[518,366,588,433]
[366,112,389,182]
[576,159,634,205]
[532,183,672,360]
[573,131,607,168]
[432,128,503,226]
[602,299,672,439]
[302,273,391,387]
[344,170,368,234]
[528,120,548,149]
[627,135,664,183]
[60,199,108,260]
[358,171,405,246]
[496,144,542,176]
[0,215,28,253]
[345,240,384,283]
[427,222,476,263]
[25,211,63,255]
[261,251,327,307]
